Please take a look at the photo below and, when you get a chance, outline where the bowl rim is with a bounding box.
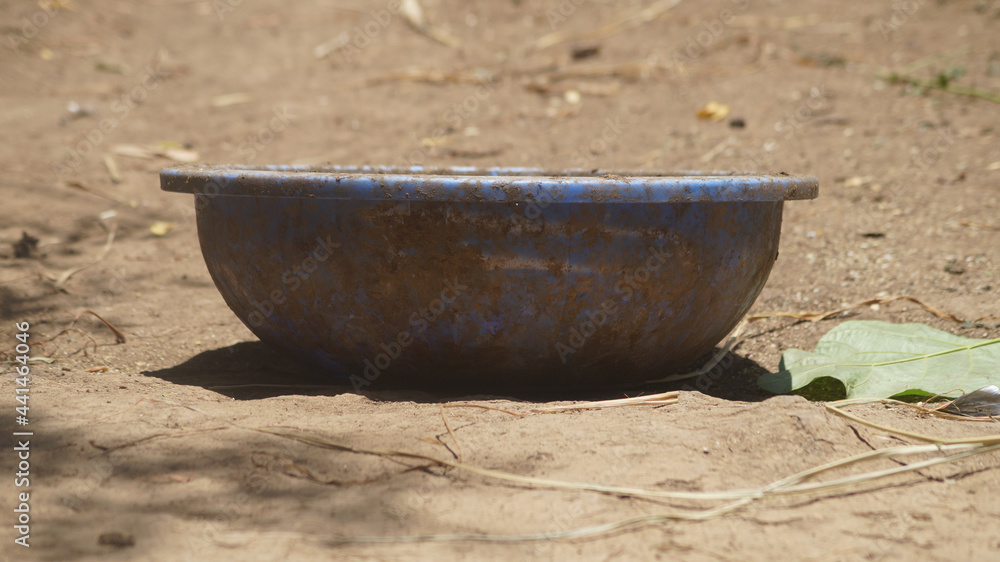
[160,165,818,203]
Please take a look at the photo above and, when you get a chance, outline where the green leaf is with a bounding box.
[757,321,1000,401]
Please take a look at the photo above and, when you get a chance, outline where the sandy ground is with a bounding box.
[2,0,1000,560]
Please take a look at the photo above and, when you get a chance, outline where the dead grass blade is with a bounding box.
[399,0,460,48]
[34,327,100,357]
[89,426,228,453]
[650,295,961,381]
[313,32,350,59]
[251,450,429,487]
[646,321,747,383]
[699,136,734,163]
[0,273,35,285]
[0,356,53,364]
[364,60,662,90]
[439,404,463,462]
[536,62,661,82]
[252,451,345,486]
[960,220,1000,231]
[528,0,680,52]
[151,399,1000,504]
[747,295,961,323]
[107,397,1000,546]
[113,143,199,163]
[532,391,679,413]
[210,92,253,107]
[649,295,959,384]
[762,442,1000,496]
[364,68,493,86]
[651,295,957,385]
[866,391,995,422]
[217,441,1000,545]
[32,309,126,358]
[729,14,822,29]
[442,404,525,417]
[148,398,731,502]
[43,222,117,291]
[66,180,130,205]
[96,397,149,422]
[102,154,122,183]
[828,399,1000,435]
[220,500,754,546]
[524,80,622,97]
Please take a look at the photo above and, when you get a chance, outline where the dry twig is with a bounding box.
[73,309,127,344]
[32,309,125,358]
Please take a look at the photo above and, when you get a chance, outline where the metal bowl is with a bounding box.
[161,165,817,389]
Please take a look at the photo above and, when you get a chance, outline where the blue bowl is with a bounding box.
[161,165,817,388]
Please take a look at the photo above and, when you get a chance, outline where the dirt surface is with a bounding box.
[3,0,1000,560]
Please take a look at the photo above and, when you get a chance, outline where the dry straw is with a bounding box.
[115,398,999,546]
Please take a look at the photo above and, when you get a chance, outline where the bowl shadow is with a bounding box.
[143,341,775,403]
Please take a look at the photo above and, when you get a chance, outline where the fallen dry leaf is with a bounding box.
[150,221,175,237]
[697,101,730,121]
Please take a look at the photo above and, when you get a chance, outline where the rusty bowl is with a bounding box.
[161,165,818,389]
